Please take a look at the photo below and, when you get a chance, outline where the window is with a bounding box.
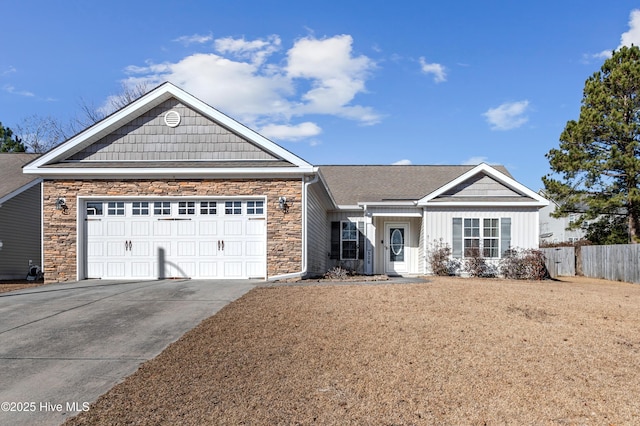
[453,217,511,259]
[107,201,125,216]
[483,218,499,258]
[247,200,264,215]
[330,221,365,260]
[178,201,195,215]
[225,201,242,215]
[200,201,217,215]
[463,218,480,256]
[132,202,149,215]
[154,201,171,215]
[86,202,103,216]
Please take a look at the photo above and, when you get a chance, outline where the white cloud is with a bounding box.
[215,35,281,65]
[2,66,16,76]
[483,100,530,131]
[122,34,380,137]
[620,9,640,48]
[286,35,380,124]
[173,33,213,46]
[419,57,447,83]
[392,159,412,165]
[259,122,321,141]
[587,9,640,60]
[3,84,34,97]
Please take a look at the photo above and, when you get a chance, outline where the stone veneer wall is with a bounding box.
[42,179,303,283]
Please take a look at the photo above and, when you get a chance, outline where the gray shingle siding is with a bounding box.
[66,98,278,162]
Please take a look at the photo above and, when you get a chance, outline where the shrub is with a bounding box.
[463,247,495,277]
[428,240,454,276]
[324,266,349,280]
[499,248,548,280]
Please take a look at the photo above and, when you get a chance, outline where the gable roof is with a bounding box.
[24,82,314,178]
[319,163,548,207]
[0,153,41,205]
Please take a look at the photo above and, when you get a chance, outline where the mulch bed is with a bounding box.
[0,279,45,294]
[62,275,640,425]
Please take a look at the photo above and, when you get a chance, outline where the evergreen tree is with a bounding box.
[543,45,640,243]
[0,122,26,152]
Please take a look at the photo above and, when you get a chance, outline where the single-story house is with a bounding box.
[23,82,548,283]
[0,153,42,280]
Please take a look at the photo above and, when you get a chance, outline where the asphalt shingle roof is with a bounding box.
[318,165,513,206]
[0,153,41,200]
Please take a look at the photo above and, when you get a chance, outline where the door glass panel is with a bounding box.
[390,228,404,261]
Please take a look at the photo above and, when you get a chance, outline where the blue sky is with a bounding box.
[2,1,640,191]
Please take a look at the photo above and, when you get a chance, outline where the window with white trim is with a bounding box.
[247,200,264,215]
[330,221,365,260]
[178,201,195,215]
[154,201,171,216]
[107,201,125,216]
[200,201,217,215]
[86,202,103,216]
[225,201,242,215]
[453,217,511,259]
[132,202,149,215]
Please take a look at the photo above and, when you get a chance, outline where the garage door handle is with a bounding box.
[221,240,224,251]
[125,240,132,251]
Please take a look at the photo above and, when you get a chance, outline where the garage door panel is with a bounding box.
[131,241,151,256]
[199,262,218,277]
[199,241,218,256]
[153,241,172,256]
[177,221,196,235]
[131,221,150,236]
[153,222,172,236]
[177,241,196,256]
[199,221,218,236]
[223,241,243,256]
[223,220,243,236]
[224,262,243,277]
[246,262,264,278]
[107,221,126,236]
[106,262,126,278]
[246,241,264,256]
[131,262,151,278]
[246,220,265,235]
[107,241,126,256]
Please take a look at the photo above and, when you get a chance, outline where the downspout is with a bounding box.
[268,173,319,281]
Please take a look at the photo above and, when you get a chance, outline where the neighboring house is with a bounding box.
[0,153,42,280]
[538,192,587,244]
[23,82,548,283]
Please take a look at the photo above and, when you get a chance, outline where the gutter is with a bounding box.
[268,172,320,281]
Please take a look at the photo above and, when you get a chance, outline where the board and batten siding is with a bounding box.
[0,184,42,279]
[423,207,541,255]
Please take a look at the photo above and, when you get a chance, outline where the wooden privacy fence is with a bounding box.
[580,244,640,284]
[540,247,575,279]
[541,245,640,283]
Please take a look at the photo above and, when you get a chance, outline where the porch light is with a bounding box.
[55,197,68,212]
[278,196,291,213]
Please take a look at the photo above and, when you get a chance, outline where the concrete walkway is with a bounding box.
[0,279,257,426]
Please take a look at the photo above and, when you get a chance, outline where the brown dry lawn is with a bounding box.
[55,276,640,425]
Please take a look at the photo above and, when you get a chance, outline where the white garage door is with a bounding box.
[84,199,266,279]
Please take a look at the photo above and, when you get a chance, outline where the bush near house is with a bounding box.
[499,248,548,280]
[429,241,548,280]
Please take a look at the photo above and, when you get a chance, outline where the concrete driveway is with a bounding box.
[0,279,257,426]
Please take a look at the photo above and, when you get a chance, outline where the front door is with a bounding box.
[385,223,409,274]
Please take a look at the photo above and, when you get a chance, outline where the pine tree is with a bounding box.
[543,45,640,243]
